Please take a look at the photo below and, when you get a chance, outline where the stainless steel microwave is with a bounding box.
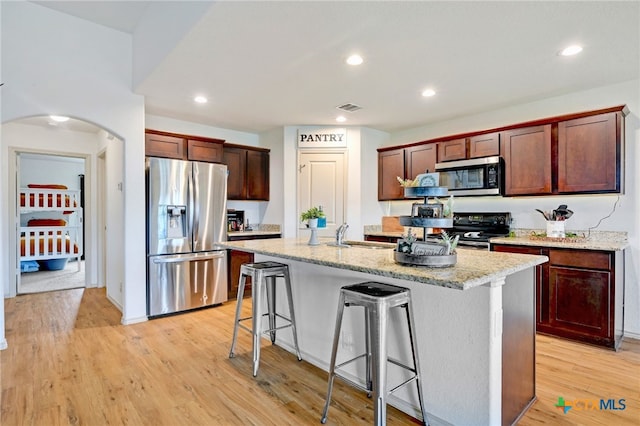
[434,156,503,196]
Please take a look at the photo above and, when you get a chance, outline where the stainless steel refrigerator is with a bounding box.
[146,157,228,317]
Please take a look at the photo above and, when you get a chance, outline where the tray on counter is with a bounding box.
[394,250,457,268]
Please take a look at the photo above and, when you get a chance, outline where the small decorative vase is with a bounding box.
[308,218,318,229]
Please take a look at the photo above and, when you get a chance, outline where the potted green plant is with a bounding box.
[300,206,325,228]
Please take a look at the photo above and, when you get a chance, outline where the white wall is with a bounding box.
[19,153,85,192]
[383,80,640,338]
[258,127,285,228]
[1,2,146,328]
[146,114,259,146]
[103,133,125,309]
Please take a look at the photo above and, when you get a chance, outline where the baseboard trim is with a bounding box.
[121,315,148,325]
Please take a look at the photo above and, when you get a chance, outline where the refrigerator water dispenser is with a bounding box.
[166,205,186,239]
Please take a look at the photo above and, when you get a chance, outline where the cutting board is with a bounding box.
[382,216,404,232]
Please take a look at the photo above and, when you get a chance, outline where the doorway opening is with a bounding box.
[17,152,87,294]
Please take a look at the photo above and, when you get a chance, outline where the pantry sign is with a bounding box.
[298,128,347,148]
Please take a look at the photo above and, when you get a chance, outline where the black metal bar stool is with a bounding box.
[229,261,302,376]
[321,281,428,426]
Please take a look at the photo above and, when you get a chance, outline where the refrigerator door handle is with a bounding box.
[152,252,225,264]
[191,162,200,245]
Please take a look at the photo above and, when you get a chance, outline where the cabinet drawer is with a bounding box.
[549,249,610,270]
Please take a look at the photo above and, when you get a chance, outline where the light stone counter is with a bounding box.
[490,229,629,251]
[219,237,547,290]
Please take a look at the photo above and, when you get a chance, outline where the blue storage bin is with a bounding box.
[21,260,40,273]
[41,258,69,271]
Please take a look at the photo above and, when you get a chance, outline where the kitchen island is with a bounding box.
[219,238,548,425]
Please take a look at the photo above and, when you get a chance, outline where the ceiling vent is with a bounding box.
[336,103,362,113]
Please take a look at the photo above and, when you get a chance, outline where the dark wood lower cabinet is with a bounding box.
[491,244,624,350]
[227,234,281,300]
[228,249,254,300]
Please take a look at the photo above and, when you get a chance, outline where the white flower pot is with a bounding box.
[308,218,318,229]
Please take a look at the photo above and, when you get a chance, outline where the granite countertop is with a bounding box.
[228,224,281,238]
[228,230,282,237]
[489,229,629,251]
[218,237,547,291]
[364,226,629,251]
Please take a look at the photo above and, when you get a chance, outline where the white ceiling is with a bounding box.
[31,1,640,135]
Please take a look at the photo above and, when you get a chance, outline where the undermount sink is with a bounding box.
[326,240,395,250]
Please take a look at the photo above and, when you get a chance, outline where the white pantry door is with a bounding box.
[297,151,346,238]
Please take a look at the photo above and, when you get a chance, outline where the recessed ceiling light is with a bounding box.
[194,95,208,104]
[421,89,436,97]
[346,54,363,66]
[559,45,583,56]
[49,115,69,122]
[336,116,347,123]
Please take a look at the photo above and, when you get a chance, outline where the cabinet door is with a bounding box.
[145,133,185,159]
[469,132,499,158]
[378,148,405,200]
[246,150,269,200]
[558,112,620,193]
[437,138,466,162]
[548,249,613,344]
[501,125,552,195]
[549,265,611,341]
[187,139,224,163]
[223,147,247,200]
[228,249,254,300]
[405,144,437,178]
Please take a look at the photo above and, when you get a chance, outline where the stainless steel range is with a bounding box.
[426,212,512,250]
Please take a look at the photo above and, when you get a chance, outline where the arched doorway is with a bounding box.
[3,116,124,307]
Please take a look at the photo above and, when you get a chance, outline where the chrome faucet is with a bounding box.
[336,223,349,246]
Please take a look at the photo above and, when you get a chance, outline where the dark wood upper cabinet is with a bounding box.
[469,132,500,158]
[187,139,224,163]
[223,144,270,201]
[223,147,246,199]
[145,133,185,159]
[246,149,270,200]
[145,130,224,163]
[557,112,621,193]
[437,138,466,162]
[378,148,405,200]
[378,106,626,198]
[501,125,552,196]
[405,144,438,177]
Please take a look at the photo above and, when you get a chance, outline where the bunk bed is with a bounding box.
[19,184,83,271]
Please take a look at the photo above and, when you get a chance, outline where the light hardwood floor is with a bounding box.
[2,288,639,425]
